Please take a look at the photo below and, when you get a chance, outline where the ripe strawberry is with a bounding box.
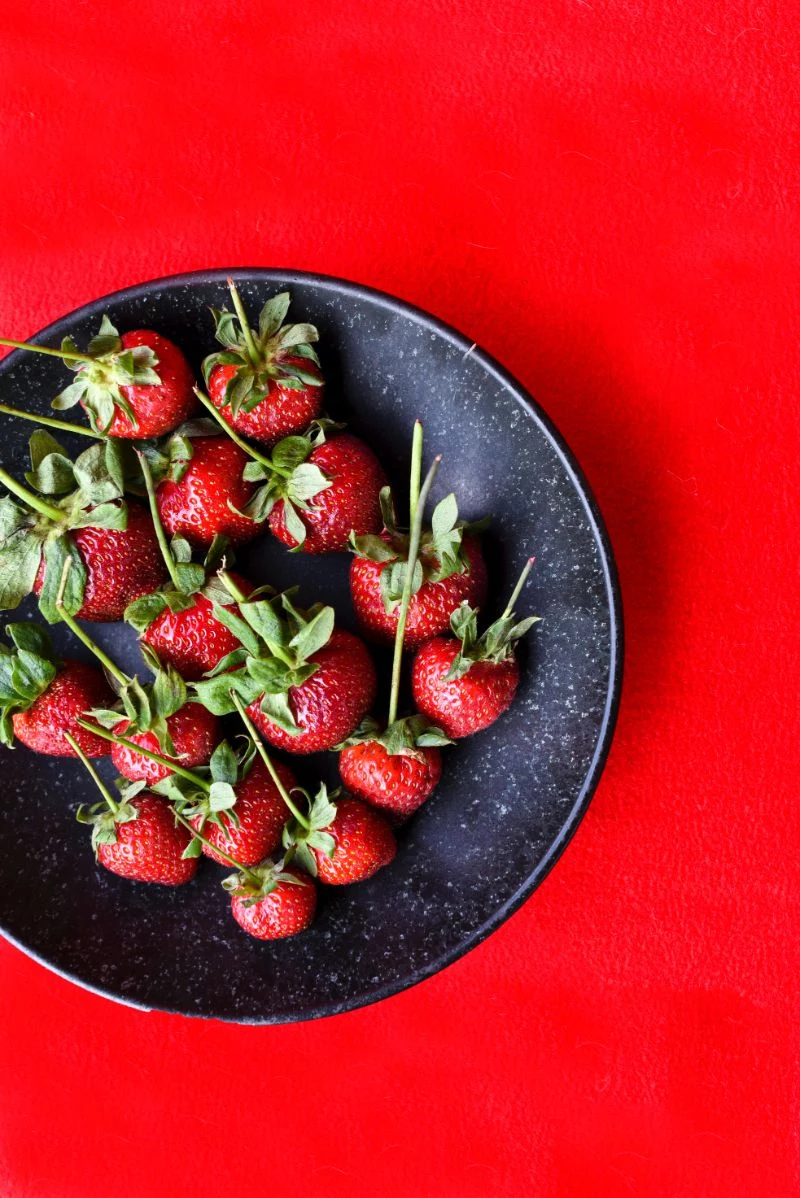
[92,791,198,885]
[111,702,221,786]
[2,317,197,437]
[412,559,540,737]
[202,281,323,448]
[0,433,164,623]
[265,431,388,553]
[227,865,317,941]
[156,433,258,549]
[338,717,446,819]
[351,533,487,648]
[193,588,376,755]
[287,789,396,884]
[136,571,254,682]
[188,757,295,867]
[0,623,113,756]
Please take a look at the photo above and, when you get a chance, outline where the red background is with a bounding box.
[1,3,798,1195]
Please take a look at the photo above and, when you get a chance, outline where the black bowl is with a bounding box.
[0,269,622,1022]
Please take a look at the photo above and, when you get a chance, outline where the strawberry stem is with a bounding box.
[75,719,211,790]
[55,558,129,687]
[388,449,442,726]
[502,556,536,618]
[0,402,100,439]
[0,337,96,366]
[408,419,423,529]
[218,570,248,604]
[170,806,261,884]
[0,466,66,522]
[135,450,183,591]
[229,691,311,830]
[227,278,261,366]
[193,387,274,470]
[63,731,120,814]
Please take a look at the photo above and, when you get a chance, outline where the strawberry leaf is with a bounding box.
[289,605,334,662]
[256,690,300,735]
[0,531,46,612]
[124,592,169,633]
[258,292,292,341]
[38,537,86,624]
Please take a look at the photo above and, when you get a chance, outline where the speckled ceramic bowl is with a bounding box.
[0,269,622,1022]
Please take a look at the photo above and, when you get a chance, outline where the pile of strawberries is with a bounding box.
[0,282,539,942]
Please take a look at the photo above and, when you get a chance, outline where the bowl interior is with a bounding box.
[0,270,621,1022]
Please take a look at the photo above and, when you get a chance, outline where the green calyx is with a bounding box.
[445,558,541,680]
[50,315,161,433]
[150,739,255,850]
[201,282,323,416]
[136,418,219,489]
[191,586,335,737]
[222,856,307,906]
[350,487,487,614]
[239,420,335,539]
[123,530,231,634]
[280,782,338,878]
[337,713,451,760]
[76,793,139,854]
[0,623,61,746]
[87,643,190,755]
[0,432,131,622]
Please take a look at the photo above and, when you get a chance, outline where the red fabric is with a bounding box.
[1,3,798,1195]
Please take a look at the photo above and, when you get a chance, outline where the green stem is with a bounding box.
[0,337,96,366]
[388,452,442,726]
[136,450,182,590]
[0,466,65,522]
[408,420,423,529]
[170,806,260,884]
[55,558,129,687]
[227,278,261,367]
[0,402,100,439]
[193,388,274,469]
[63,731,120,814]
[230,692,311,830]
[502,557,536,618]
[75,719,210,789]
[218,570,248,604]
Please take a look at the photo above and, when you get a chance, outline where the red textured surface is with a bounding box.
[0,2,798,1194]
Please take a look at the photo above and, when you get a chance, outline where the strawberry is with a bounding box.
[202,280,323,448]
[0,623,113,756]
[283,786,396,885]
[338,717,446,819]
[412,559,540,737]
[349,446,488,647]
[0,432,164,623]
[83,788,198,885]
[110,701,221,786]
[154,429,258,549]
[2,317,197,437]
[264,429,388,554]
[148,740,294,868]
[192,581,377,754]
[122,447,256,680]
[226,863,317,941]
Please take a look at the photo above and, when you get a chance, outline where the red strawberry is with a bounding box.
[247,629,376,754]
[0,434,164,624]
[111,702,221,786]
[193,592,377,755]
[411,559,540,738]
[228,866,317,941]
[189,757,295,867]
[310,795,396,885]
[1,623,114,756]
[138,572,254,682]
[202,281,323,448]
[267,432,388,553]
[339,738,443,819]
[95,791,198,885]
[33,503,165,622]
[350,533,487,648]
[3,318,197,438]
[156,434,258,549]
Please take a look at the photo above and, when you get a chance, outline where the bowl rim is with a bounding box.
[0,267,624,1022]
